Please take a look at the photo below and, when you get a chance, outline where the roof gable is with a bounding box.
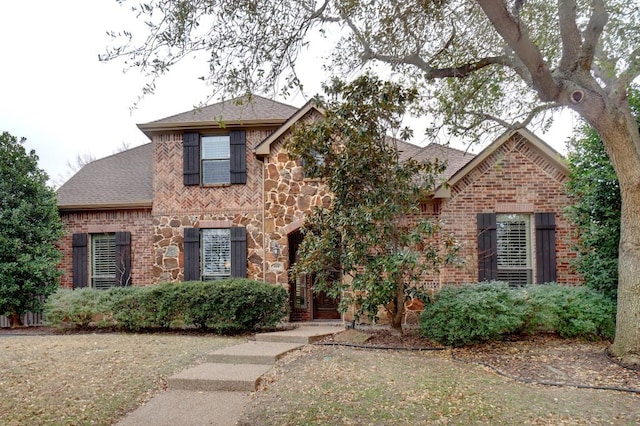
[138,94,299,137]
[434,128,568,198]
[57,143,153,210]
[254,101,474,180]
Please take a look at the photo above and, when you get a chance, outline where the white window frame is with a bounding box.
[496,214,533,285]
[91,234,116,289]
[201,135,230,185]
[201,228,231,280]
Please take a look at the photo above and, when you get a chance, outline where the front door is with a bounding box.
[313,290,341,319]
[288,230,341,321]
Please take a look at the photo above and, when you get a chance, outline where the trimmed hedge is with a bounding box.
[44,279,289,333]
[419,282,615,347]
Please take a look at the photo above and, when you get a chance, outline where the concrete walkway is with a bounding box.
[116,324,342,426]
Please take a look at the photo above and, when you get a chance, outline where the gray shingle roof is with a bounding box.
[57,143,153,209]
[396,140,474,179]
[138,95,300,136]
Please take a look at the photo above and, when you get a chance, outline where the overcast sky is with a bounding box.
[0,1,576,187]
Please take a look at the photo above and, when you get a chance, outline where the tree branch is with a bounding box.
[613,47,640,103]
[476,0,561,102]
[580,0,608,71]
[558,0,582,72]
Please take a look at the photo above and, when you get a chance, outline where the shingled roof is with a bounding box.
[137,94,300,137]
[57,143,153,210]
[392,139,473,181]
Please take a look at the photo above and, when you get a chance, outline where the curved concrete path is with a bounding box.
[116,324,342,426]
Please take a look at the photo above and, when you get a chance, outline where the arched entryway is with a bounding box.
[288,229,340,321]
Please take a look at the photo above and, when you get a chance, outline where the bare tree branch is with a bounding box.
[558,0,582,72]
[580,0,608,71]
[476,0,561,102]
[613,46,640,103]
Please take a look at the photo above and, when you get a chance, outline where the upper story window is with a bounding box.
[201,135,231,185]
[183,130,246,186]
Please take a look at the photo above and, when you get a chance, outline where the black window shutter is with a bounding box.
[535,212,557,283]
[230,130,247,184]
[72,233,88,289]
[230,227,247,278]
[115,232,132,286]
[183,132,200,186]
[477,213,497,282]
[184,228,200,281]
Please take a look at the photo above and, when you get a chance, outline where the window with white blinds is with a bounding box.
[202,229,231,279]
[201,135,230,184]
[496,214,532,285]
[92,234,116,289]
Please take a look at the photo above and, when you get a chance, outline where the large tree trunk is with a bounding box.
[588,105,640,366]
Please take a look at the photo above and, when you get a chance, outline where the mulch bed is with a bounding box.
[320,328,640,393]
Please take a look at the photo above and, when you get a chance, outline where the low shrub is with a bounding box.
[44,288,111,328]
[44,279,289,333]
[419,282,527,347]
[523,284,616,340]
[419,282,616,346]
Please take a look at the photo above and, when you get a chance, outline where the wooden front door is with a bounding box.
[288,230,341,320]
[313,290,341,319]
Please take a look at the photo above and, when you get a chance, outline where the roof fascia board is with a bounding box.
[433,128,568,199]
[254,100,324,156]
[58,200,153,211]
[137,119,288,138]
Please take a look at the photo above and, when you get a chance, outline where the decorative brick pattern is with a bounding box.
[152,130,271,215]
[438,134,579,285]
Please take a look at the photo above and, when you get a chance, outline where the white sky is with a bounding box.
[0,1,577,186]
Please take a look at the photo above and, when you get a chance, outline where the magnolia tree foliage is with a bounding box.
[106,0,640,363]
[287,76,459,333]
[0,132,63,326]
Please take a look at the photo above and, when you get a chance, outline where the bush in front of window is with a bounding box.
[418,282,616,346]
[523,283,616,340]
[418,282,528,347]
[44,279,289,333]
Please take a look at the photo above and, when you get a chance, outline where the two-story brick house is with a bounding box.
[56,95,579,322]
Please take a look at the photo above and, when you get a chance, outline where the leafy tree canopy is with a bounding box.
[0,132,63,326]
[288,75,459,333]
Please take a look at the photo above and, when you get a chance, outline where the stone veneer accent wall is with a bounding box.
[263,137,333,288]
[149,128,276,283]
[58,209,154,288]
[437,133,580,285]
[152,212,263,283]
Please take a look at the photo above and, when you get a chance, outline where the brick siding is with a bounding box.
[58,209,154,287]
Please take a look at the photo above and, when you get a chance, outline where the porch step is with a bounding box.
[167,363,273,392]
[205,341,302,365]
[254,325,338,344]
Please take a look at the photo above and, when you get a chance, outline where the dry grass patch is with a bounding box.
[240,345,640,425]
[0,333,241,425]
